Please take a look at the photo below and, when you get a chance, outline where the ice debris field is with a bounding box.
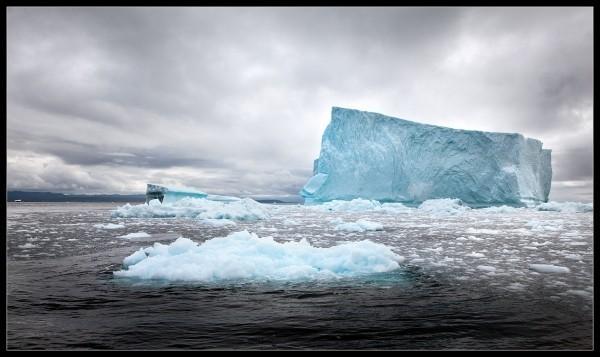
[107,197,593,303]
[112,197,268,221]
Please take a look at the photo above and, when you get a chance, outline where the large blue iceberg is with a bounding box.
[301,107,552,206]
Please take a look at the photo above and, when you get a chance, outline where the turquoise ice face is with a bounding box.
[302,107,552,205]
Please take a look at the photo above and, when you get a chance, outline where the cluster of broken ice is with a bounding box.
[417,198,471,215]
[334,219,384,232]
[305,197,591,215]
[111,197,268,221]
[93,223,125,230]
[117,231,151,239]
[114,230,403,282]
[306,198,410,213]
[536,201,593,213]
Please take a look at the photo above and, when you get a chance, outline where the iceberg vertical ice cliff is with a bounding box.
[301,107,552,205]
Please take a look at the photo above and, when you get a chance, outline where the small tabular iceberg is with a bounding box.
[301,107,552,206]
[146,183,240,204]
[113,184,265,221]
[145,183,206,204]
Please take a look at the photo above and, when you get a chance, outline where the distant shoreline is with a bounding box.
[6,191,301,204]
[7,191,146,203]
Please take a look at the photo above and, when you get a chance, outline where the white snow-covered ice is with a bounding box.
[118,232,151,239]
[536,201,593,213]
[18,243,38,249]
[418,198,471,214]
[93,223,125,229]
[111,197,268,221]
[529,264,571,274]
[335,219,384,232]
[199,218,237,227]
[114,230,403,282]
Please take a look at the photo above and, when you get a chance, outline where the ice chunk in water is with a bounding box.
[114,231,403,282]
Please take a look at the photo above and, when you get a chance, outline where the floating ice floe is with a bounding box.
[379,202,413,213]
[93,223,125,230]
[118,232,151,239]
[335,219,384,232]
[418,198,471,214]
[536,201,593,213]
[525,220,564,232]
[18,243,38,249]
[465,252,486,258]
[478,205,523,213]
[465,228,501,235]
[566,289,592,298]
[476,265,496,272]
[199,218,237,227]
[114,230,404,282]
[308,198,383,212]
[529,264,570,274]
[111,197,268,221]
[306,198,410,213]
[563,254,582,261]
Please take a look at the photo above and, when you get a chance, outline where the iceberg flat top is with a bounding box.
[147,183,207,195]
[329,107,530,139]
[302,107,552,205]
[145,184,241,204]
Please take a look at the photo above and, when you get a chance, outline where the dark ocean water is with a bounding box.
[6,202,593,350]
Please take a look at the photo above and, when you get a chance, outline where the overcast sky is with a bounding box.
[7,7,593,201]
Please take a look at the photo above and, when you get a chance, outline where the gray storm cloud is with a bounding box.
[7,7,593,201]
